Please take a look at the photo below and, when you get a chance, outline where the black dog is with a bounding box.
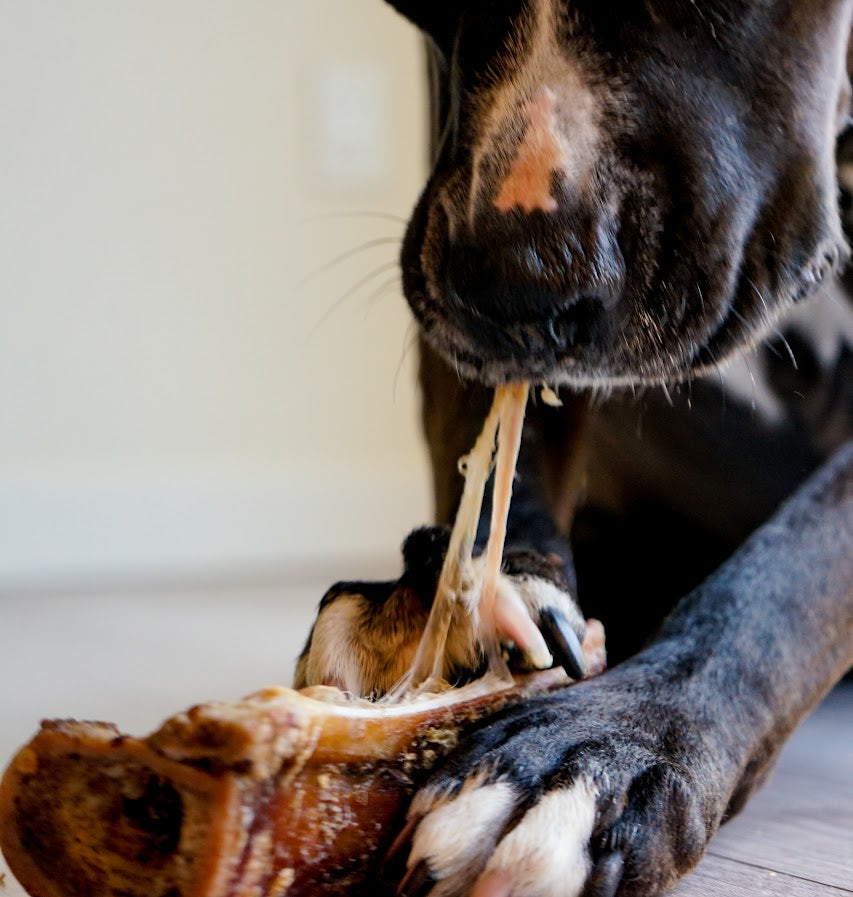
[297,3,853,895]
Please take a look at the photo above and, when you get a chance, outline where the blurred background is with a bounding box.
[0,0,431,839]
[0,1,431,590]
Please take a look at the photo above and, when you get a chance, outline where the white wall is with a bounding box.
[0,2,432,589]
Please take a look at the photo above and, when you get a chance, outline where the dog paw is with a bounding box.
[390,666,725,897]
[482,547,589,679]
[293,526,590,697]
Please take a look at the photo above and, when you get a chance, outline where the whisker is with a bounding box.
[394,322,421,402]
[678,290,688,324]
[762,338,786,362]
[816,279,848,310]
[308,260,400,338]
[775,329,798,370]
[728,306,752,329]
[362,275,403,318]
[729,306,782,396]
[700,342,729,421]
[453,353,464,383]
[742,352,759,417]
[746,277,770,315]
[749,279,801,362]
[301,210,407,226]
[296,237,402,288]
[751,307,797,370]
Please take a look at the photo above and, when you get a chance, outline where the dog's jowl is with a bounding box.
[298,3,853,895]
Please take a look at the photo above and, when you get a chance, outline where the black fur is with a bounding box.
[300,3,853,894]
[395,0,850,386]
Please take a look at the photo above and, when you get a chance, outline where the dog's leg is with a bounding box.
[396,441,853,897]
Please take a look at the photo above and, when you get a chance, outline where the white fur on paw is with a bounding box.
[476,778,599,897]
[297,593,420,696]
[407,781,518,896]
[513,575,585,633]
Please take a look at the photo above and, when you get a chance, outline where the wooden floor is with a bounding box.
[672,680,853,896]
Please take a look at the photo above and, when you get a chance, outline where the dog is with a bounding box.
[296,2,853,895]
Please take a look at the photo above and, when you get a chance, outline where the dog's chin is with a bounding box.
[416,313,703,391]
[412,248,846,391]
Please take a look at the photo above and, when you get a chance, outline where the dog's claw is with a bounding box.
[383,813,421,883]
[539,606,588,680]
[397,859,435,897]
[584,852,625,897]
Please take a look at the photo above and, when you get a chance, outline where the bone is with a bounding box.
[0,662,604,897]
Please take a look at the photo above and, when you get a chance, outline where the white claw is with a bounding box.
[492,577,553,669]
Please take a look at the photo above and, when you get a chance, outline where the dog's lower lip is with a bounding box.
[418,339,528,386]
[414,296,574,381]
[412,287,703,389]
[423,330,577,386]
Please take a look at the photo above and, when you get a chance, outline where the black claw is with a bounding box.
[584,851,625,897]
[539,606,588,680]
[397,859,435,897]
[583,852,625,897]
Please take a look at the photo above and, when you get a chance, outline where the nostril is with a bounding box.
[547,313,577,348]
[546,297,602,350]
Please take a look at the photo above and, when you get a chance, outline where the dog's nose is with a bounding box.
[495,296,605,357]
[461,292,607,359]
[446,236,612,319]
[444,236,615,356]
